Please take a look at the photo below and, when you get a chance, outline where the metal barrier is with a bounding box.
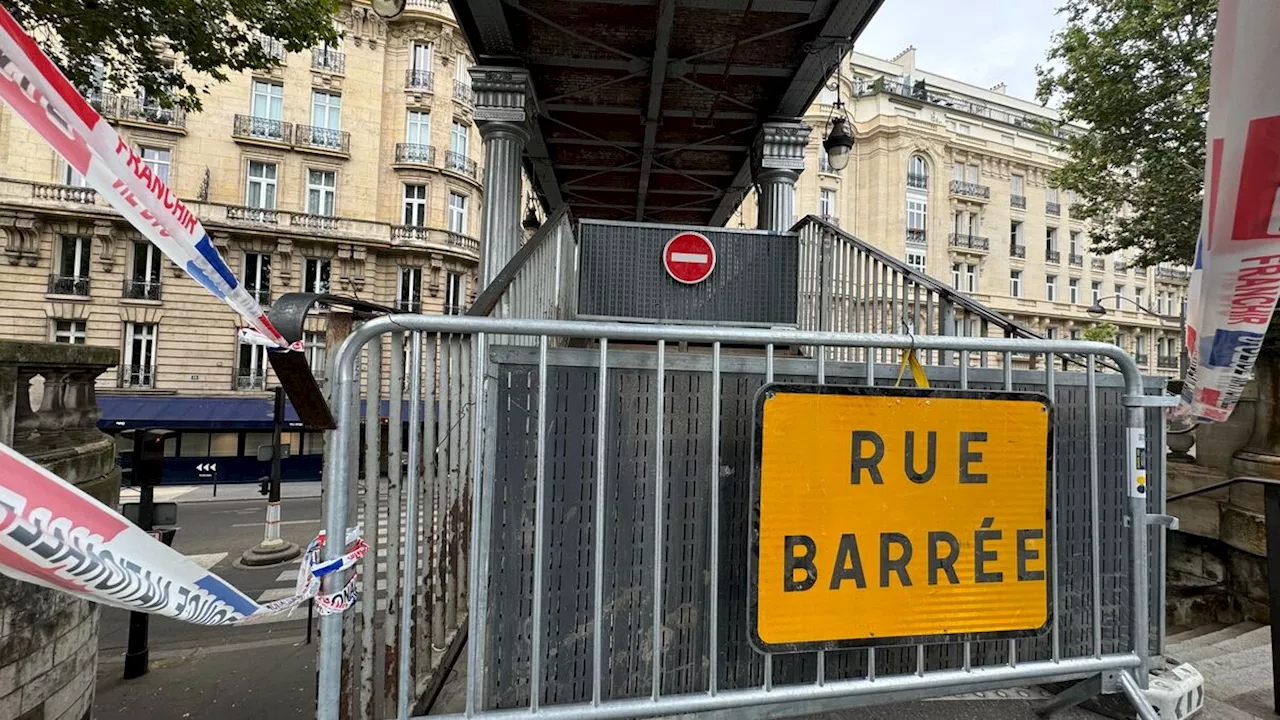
[316,316,1170,720]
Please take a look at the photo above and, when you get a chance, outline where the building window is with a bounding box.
[123,322,157,388]
[1011,173,1025,198]
[139,146,171,185]
[1156,291,1168,315]
[306,169,337,216]
[1045,275,1057,302]
[412,42,433,73]
[406,110,431,145]
[906,249,926,274]
[310,91,342,132]
[250,80,283,121]
[819,144,831,173]
[445,271,464,315]
[61,160,88,187]
[1136,334,1147,356]
[953,162,979,183]
[52,235,92,295]
[244,252,271,305]
[403,184,428,226]
[1010,221,1023,252]
[398,267,422,312]
[1046,327,1058,340]
[1069,278,1080,304]
[448,192,468,234]
[52,320,86,344]
[1069,231,1081,255]
[951,263,961,289]
[304,330,327,379]
[1115,284,1126,309]
[1070,329,1081,341]
[304,257,331,294]
[906,198,927,244]
[455,54,472,96]
[245,160,278,209]
[127,241,162,300]
[1091,281,1102,306]
[907,155,928,189]
[1009,270,1022,297]
[818,80,837,105]
[1046,187,1059,204]
[237,337,268,389]
[965,264,977,292]
[450,120,470,164]
[1046,227,1058,252]
[819,188,835,219]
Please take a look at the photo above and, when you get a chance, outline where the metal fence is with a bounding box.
[316,316,1171,720]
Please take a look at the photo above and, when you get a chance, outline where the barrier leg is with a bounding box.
[1117,670,1160,720]
[1035,674,1101,717]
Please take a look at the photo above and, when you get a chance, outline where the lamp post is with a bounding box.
[1086,294,1186,377]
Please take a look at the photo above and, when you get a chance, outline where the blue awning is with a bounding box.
[97,395,421,431]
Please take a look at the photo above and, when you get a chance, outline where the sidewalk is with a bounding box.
[120,481,323,504]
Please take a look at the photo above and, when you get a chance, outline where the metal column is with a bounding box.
[470,66,531,292]
[755,121,811,232]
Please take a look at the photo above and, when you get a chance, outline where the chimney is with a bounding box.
[990,82,1007,94]
[890,45,916,73]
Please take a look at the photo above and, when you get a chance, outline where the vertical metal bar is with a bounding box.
[1087,355,1102,660]
[816,344,826,687]
[397,332,424,719]
[530,336,550,711]
[362,335,385,719]
[651,340,666,701]
[1265,485,1280,714]
[459,338,473,616]
[1125,379,1150,687]
[709,342,722,696]
[383,336,405,718]
[592,340,609,706]
[763,343,774,691]
[432,336,447,646]
[465,331,489,716]
[1157,409,1168,660]
[1004,351,1013,390]
[446,336,461,630]
[959,350,969,389]
[420,334,437,673]
[1047,354,1060,663]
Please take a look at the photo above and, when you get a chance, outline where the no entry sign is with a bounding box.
[663,232,716,284]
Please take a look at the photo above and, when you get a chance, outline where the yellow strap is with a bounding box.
[894,348,931,388]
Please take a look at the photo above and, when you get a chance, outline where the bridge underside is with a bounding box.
[453,0,882,226]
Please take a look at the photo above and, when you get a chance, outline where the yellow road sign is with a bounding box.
[750,385,1052,651]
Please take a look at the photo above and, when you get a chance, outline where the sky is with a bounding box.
[855,0,1067,101]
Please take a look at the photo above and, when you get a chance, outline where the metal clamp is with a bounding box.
[1145,514,1180,530]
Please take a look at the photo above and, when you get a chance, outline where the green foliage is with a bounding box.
[1036,0,1217,266]
[1082,321,1120,344]
[7,0,340,111]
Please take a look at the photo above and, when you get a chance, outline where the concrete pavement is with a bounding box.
[119,480,323,504]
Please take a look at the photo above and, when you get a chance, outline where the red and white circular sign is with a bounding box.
[663,232,717,284]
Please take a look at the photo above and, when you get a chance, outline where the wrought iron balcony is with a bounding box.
[406,0,445,8]
[48,274,90,296]
[1115,260,1129,272]
[397,300,422,313]
[1046,201,1061,216]
[118,364,156,389]
[454,81,473,105]
[1158,355,1179,369]
[905,229,927,245]
[444,303,466,316]
[248,287,271,306]
[406,68,435,89]
[236,372,267,390]
[233,114,291,142]
[227,206,279,224]
[258,36,285,61]
[123,278,161,300]
[1069,253,1083,267]
[1045,249,1061,263]
[290,213,338,230]
[1010,194,1026,209]
[907,173,928,189]
[1157,266,1191,282]
[1134,353,1149,365]
[32,183,95,204]
[444,151,479,179]
[311,48,345,74]
[948,233,989,251]
[1010,244,1026,259]
[949,179,990,200]
[395,143,436,165]
[116,97,186,128]
[294,124,350,154]
[1091,257,1106,271]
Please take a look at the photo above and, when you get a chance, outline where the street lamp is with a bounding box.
[1087,294,1186,376]
[822,116,854,171]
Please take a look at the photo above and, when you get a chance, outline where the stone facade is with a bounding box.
[0,0,483,395]
[0,340,120,720]
[735,48,1188,377]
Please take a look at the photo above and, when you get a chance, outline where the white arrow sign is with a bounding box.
[196,463,217,473]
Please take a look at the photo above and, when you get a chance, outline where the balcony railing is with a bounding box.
[32,183,95,204]
[948,233,989,251]
[311,48,345,74]
[1158,355,1179,370]
[395,143,436,165]
[454,81,473,105]
[1046,249,1061,263]
[444,151,479,179]
[290,213,338,230]
[1010,244,1026,259]
[1010,194,1026,209]
[907,173,928,189]
[406,68,435,89]
[397,300,422,313]
[48,274,90,296]
[1157,267,1191,282]
[389,226,481,256]
[123,278,161,301]
[86,92,186,129]
[1092,257,1106,271]
[258,36,285,61]
[294,124,350,154]
[949,179,990,199]
[1069,253,1083,267]
[406,0,445,8]
[233,114,291,142]
[444,304,466,315]
[119,364,156,389]
[236,372,267,390]
[227,206,279,224]
[1115,260,1129,272]
[856,75,1083,141]
[247,287,271,306]
[446,231,480,253]
[905,229,927,245]
[1046,201,1061,216]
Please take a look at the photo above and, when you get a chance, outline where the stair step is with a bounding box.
[1168,622,1262,656]
[1196,643,1274,701]
[1177,626,1275,664]
[1199,696,1268,720]
[1166,623,1228,646]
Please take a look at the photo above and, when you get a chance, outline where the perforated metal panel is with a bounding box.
[480,347,1167,710]
[576,220,800,326]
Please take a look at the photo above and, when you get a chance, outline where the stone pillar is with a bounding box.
[469,67,531,290]
[755,121,811,232]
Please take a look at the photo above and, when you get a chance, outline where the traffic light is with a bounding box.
[131,430,172,487]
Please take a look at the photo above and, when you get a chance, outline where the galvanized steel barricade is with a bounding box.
[316,316,1170,720]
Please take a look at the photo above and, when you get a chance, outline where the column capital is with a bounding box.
[468,66,531,124]
[756,121,812,172]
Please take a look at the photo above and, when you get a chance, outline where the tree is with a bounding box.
[1036,0,1217,267]
[1083,321,1120,344]
[7,0,339,112]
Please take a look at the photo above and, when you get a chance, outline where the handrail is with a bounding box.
[1168,475,1280,503]
[466,205,571,317]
